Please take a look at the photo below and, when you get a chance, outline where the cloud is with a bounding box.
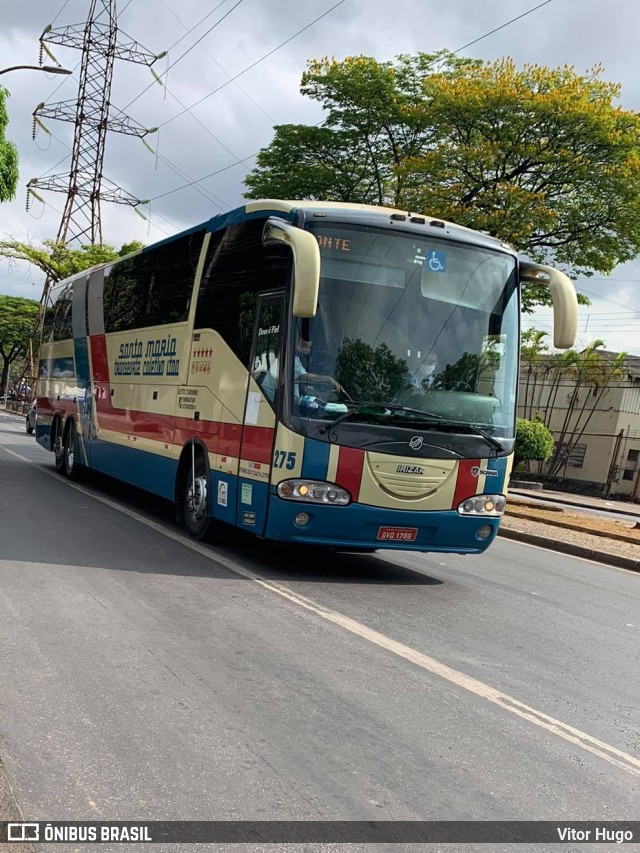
[2,0,640,355]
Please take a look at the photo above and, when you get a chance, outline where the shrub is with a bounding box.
[514,418,554,468]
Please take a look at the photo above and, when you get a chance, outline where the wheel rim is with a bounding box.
[66,433,75,471]
[54,435,64,465]
[186,473,207,523]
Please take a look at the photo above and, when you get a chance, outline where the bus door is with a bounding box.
[236,293,285,534]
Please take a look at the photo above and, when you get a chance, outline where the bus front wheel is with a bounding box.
[184,455,212,540]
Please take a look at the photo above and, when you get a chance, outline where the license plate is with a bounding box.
[377,526,418,542]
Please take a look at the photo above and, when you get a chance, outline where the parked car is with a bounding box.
[26,400,36,434]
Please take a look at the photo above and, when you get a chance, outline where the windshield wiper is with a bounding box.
[318,401,444,434]
[440,421,504,456]
[319,404,504,455]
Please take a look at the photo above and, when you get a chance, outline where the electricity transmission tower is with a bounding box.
[29,0,162,248]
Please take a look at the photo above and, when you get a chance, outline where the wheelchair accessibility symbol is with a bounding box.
[428,250,446,272]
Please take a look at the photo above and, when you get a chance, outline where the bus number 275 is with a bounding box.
[273,450,297,470]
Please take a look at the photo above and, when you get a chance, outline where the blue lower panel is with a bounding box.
[90,440,177,502]
[211,473,237,526]
[237,478,269,533]
[264,495,500,553]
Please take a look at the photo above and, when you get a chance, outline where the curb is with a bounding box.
[505,506,640,547]
[508,490,640,520]
[497,526,640,573]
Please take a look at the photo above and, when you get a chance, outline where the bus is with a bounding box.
[36,199,578,553]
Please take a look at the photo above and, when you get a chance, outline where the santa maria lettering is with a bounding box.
[114,335,180,377]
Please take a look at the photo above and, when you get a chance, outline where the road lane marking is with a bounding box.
[4,443,640,779]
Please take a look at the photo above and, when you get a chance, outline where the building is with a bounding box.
[518,350,640,499]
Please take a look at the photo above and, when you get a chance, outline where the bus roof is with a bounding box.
[53,199,516,282]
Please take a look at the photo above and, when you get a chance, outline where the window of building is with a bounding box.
[553,442,587,469]
[567,443,587,468]
[623,448,639,481]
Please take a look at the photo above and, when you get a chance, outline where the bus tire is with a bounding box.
[64,420,82,481]
[183,453,212,540]
[53,419,66,475]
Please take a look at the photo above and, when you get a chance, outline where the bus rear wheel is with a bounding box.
[64,420,82,481]
[54,423,66,475]
[183,455,212,540]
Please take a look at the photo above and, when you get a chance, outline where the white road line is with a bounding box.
[4,443,640,780]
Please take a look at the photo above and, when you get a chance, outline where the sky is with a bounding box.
[1,0,640,355]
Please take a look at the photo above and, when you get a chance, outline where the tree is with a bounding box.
[334,338,407,402]
[0,86,18,202]
[545,342,626,478]
[514,418,554,469]
[0,239,145,285]
[245,51,640,310]
[0,296,39,395]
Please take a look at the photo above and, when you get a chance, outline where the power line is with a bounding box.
[576,286,640,313]
[50,0,70,26]
[148,155,257,202]
[157,0,347,131]
[158,0,278,124]
[453,0,553,54]
[122,0,245,111]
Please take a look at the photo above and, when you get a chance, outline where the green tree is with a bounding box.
[514,418,554,469]
[0,86,18,202]
[334,338,407,402]
[246,51,640,310]
[0,295,39,395]
[0,239,144,284]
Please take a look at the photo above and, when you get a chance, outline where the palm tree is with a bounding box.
[547,343,626,478]
[520,329,548,420]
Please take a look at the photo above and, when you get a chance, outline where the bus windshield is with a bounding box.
[288,223,519,448]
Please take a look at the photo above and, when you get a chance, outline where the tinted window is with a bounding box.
[42,282,73,343]
[103,229,205,333]
[195,220,289,365]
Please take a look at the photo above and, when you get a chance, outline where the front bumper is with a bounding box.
[264,496,500,553]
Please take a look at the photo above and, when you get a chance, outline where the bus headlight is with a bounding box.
[457,494,506,516]
[277,480,351,505]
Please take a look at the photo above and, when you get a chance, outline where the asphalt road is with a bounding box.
[0,411,638,851]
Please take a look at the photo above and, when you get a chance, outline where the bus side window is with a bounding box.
[144,229,205,327]
[52,286,73,342]
[103,256,151,333]
[194,220,289,367]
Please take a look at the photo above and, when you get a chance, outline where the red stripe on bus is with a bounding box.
[452,459,481,508]
[335,446,364,501]
[87,334,268,460]
[240,425,275,464]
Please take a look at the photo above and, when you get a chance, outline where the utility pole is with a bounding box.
[28,1,162,253]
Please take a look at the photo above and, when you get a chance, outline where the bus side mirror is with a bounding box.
[519,261,578,349]
[263,217,320,317]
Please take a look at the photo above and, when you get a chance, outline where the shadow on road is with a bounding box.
[2,451,443,586]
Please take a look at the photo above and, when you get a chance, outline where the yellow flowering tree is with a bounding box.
[245,51,640,310]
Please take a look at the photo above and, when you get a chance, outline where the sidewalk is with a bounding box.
[508,486,640,518]
[500,492,640,572]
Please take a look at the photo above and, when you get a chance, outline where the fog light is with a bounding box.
[277,479,351,505]
[476,524,493,540]
[294,512,309,527]
[457,493,506,517]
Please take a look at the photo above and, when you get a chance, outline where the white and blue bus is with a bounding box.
[36,200,577,552]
